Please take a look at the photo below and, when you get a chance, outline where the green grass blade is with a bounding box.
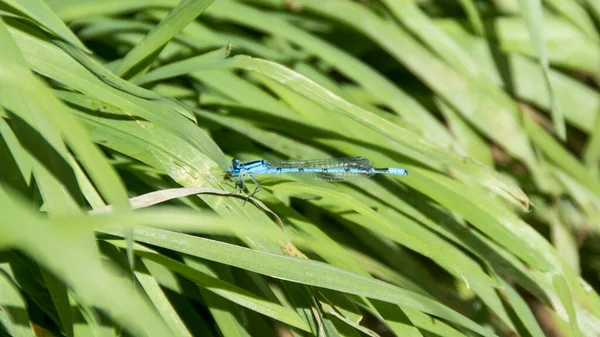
[456,0,484,36]
[0,268,34,337]
[3,0,90,52]
[552,274,583,337]
[516,0,566,140]
[544,0,599,41]
[496,276,546,337]
[113,0,216,78]
[137,44,231,85]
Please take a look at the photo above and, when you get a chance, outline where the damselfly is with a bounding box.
[226,156,408,199]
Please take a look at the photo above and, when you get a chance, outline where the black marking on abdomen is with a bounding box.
[322,168,328,172]
[298,168,304,172]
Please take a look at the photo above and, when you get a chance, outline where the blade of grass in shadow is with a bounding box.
[0,117,31,196]
[516,0,565,140]
[137,263,195,337]
[40,271,74,337]
[0,18,130,211]
[0,254,63,330]
[0,269,33,337]
[0,189,174,337]
[553,169,600,227]
[99,243,195,337]
[70,156,106,209]
[495,276,546,337]
[583,0,600,23]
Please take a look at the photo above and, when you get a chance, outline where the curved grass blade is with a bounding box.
[3,0,89,52]
[113,0,216,79]
[516,0,565,140]
[0,18,130,211]
[55,39,197,123]
[456,0,484,36]
[137,44,231,85]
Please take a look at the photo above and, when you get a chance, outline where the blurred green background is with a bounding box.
[1,0,600,336]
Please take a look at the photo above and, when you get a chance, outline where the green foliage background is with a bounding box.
[1,0,600,336]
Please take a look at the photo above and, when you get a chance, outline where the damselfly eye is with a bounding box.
[231,158,241,169]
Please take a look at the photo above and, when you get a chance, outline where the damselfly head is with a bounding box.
[228,158,242,175]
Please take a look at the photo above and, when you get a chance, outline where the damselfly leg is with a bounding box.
[229,170,262,205]
[246,174,262,200]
